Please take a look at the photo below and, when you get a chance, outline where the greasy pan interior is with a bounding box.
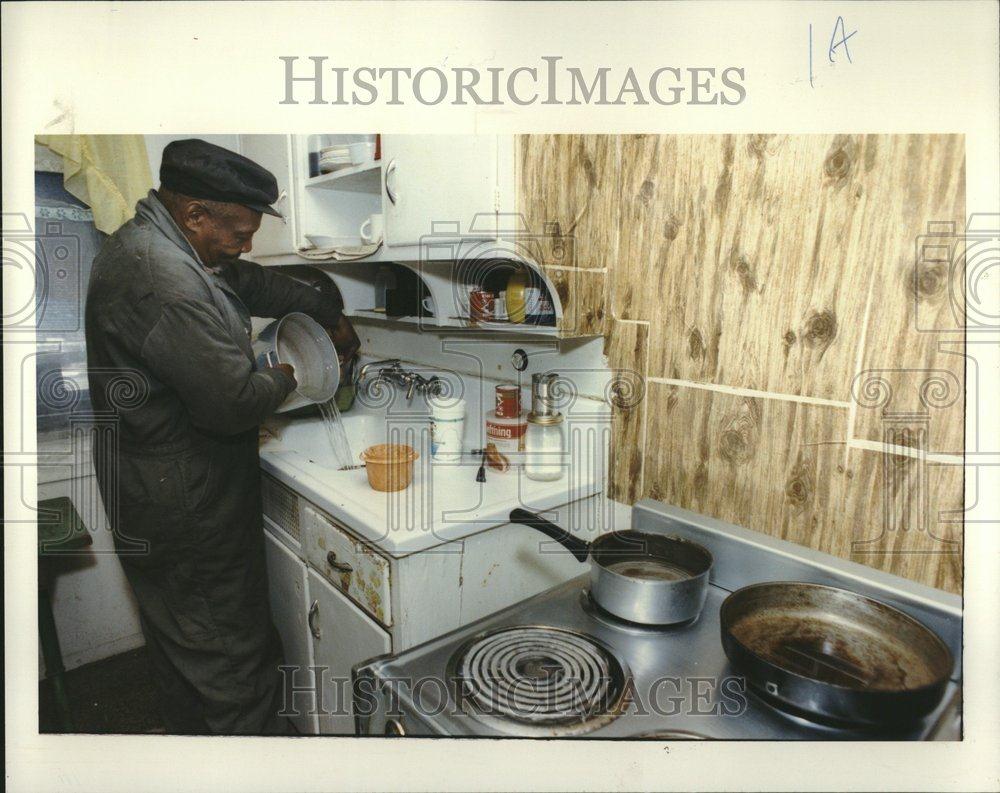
[722,583,953,692]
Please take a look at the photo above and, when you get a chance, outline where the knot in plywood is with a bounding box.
[802,310,838,352]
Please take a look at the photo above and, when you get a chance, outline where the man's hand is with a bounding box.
[273,362,297,386]
[327,314,360,371]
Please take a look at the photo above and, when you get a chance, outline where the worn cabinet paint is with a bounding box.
[458,522,588,626]
[302,504,392,626]
[308,570,391,735]
[263,530,317,734]
[391,545,463,652]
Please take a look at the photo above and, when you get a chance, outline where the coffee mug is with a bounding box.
[360,213,384,244]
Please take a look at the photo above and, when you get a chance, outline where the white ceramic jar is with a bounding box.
[431,399,467,462]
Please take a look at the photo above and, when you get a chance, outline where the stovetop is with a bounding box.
[354,499,962,740]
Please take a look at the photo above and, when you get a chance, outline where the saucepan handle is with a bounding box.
[509,509,590,563]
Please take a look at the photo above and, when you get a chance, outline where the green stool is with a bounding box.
[38,496,92,732]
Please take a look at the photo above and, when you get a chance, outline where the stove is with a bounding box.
[353,499,962,740]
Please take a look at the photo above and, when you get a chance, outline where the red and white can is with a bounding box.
[495,385,521,419]
[485,410,527,457]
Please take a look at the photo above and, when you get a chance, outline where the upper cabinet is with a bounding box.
[235,134,610,338]
[381,135,500,246]
[238,135,299,257]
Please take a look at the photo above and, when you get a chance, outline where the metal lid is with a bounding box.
[527,411,563,425]
[530,372,560,418]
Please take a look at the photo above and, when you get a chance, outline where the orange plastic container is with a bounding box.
[360,444,419,492]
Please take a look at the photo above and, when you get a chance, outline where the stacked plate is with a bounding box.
[318,144,352,173]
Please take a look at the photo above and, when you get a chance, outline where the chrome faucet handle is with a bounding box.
[425,376,445,397]
[356,358,401,386]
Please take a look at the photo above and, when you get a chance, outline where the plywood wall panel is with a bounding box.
[515,135,620,271]
[604,321,648,503]
[851,135,966,456]
[622,134,896,401]
[641,382,854,556]
[547,267,609,338]
[841,450,964,593]
[515,133,965,594]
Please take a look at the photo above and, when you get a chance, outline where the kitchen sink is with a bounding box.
[260,408,431,471]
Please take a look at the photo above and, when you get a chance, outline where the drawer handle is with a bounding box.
[308,599,321,640]
[326,551,354,574]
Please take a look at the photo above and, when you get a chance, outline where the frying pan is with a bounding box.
[720,582,954,726]
[509,509,713,625]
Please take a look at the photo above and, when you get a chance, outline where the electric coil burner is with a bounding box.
[449,626,630,736]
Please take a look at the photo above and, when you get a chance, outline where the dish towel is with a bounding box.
[35,135,153,234]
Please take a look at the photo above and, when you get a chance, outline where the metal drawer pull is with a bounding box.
[308,599,321,640]
[326,551,354,574]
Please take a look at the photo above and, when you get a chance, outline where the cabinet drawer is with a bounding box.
[302,504,392,627]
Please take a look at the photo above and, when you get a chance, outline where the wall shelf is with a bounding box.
[305,162,381,194]
[347,309,563,336]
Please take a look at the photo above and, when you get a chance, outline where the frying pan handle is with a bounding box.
[509,509,590,563]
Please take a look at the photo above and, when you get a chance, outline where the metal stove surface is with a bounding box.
[354,500,961,740]
[355,576,959,739]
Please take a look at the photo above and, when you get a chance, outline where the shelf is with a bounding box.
[305,162,381,194]
[348,309,563,336]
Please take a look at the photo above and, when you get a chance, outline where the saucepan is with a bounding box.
[509,509,713,626]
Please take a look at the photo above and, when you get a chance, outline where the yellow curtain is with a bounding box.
[35,135,152,234]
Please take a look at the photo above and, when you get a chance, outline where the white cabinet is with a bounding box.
[381,135,500,246]
[238,135,299,256]
[237,134,519,263]
[263,529,317,734]
[308,570,392,735]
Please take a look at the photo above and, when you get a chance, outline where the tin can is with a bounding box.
[495,385,521,418]
[486,410,528,456]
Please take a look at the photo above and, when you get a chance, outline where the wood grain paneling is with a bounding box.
[641,382,853,555]
[851,135,966,455]
[546,267,608,337]
[515,135,620,271]
[515,134,965,593]
[615,135,966,405]
[842,450,964,593]
[604,322,648,503]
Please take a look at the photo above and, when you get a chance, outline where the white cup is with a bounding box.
[349,141,375,165]
[360,213,384,244]
[421,295,436,314]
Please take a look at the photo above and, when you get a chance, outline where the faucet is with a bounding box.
[356,359,445,402]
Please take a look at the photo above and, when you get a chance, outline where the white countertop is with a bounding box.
[259,414,605,557]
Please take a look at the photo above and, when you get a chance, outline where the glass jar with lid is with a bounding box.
[524,373,565,481]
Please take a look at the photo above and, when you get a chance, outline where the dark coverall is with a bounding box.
[85,190,343,733]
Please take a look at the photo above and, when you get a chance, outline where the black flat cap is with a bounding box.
[160,138,282,217]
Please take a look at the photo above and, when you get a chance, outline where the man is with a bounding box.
[85,139,359,734]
